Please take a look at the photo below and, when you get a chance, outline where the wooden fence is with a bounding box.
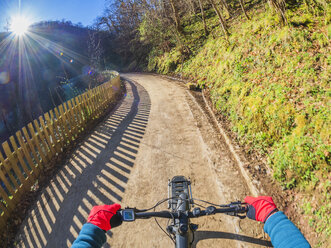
[0,72,121,230]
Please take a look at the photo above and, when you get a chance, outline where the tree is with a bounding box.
[169,0,183,33]
[239,0,250,20]
[198,0,209,36]
[268,0,287,25]
[208,0,229,37]
[4,18,10,32]
[88,31,103,70]
[220,0,231,18]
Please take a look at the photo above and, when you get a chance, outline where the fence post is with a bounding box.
[0,73,121,231]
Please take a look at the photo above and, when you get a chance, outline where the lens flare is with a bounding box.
[0,72,10,84]
[10,15,31,36]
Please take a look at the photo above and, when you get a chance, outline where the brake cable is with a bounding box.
[135,197,179,212]
[193,198,246,208]
[129,197,180,244]
[153,198,177,244]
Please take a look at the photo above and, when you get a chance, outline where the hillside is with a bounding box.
[0,21,108,144]
[99,1,330,246]
[152,5,330,247]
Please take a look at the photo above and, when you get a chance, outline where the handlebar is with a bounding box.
[122,203,248,221]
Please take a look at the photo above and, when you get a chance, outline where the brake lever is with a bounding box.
[225,210,247,219]
[220,201,245,208]
[224,201,247,219]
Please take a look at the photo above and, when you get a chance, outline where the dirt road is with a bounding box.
[15,74,271,247]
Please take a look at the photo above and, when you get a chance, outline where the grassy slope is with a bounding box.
[147,4,330,246]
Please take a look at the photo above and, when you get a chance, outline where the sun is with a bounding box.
[10,15,31,36]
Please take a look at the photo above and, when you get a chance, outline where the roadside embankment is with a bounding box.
[149,5,330,247]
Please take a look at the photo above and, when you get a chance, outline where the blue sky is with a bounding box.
[0,0,107,31]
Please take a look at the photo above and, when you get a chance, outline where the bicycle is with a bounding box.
[115,176,248,248]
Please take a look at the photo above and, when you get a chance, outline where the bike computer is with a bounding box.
[121,209,135,221]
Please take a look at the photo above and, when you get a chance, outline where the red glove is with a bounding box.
[244,196,278,223]
[87,204,121,231]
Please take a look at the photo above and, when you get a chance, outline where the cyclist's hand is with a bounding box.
[87,204,122,231]
[244,196,278,223]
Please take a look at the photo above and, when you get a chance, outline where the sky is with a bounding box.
[0,0,107,31]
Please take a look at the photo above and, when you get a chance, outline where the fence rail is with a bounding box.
[0,72,121,229]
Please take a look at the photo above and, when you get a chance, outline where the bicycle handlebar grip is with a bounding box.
[110,211,123,228]
[135,211,177,219]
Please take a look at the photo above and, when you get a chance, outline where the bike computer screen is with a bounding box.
[122,209,135,221]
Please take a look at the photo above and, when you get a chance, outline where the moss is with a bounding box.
[146,2,331,244]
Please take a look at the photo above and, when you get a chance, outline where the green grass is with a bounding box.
[145,3,331,245]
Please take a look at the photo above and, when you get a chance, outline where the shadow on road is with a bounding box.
[16,78,273,248]
[16,80,151,247]
[192,230,273,247]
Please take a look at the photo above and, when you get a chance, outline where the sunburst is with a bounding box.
[10,15,31,36]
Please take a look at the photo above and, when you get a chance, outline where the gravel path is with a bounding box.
[15,74,272,248]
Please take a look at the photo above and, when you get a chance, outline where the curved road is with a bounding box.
[16,74,271,248]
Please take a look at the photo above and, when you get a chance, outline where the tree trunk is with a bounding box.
[1,110,12,135]
[268,0,287,25]
[239,0,250,20]
[220,0,231,17]
[187,0,197,15]
[208,0,229,37]
[198,0,209,36]
[169,0,183,33]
